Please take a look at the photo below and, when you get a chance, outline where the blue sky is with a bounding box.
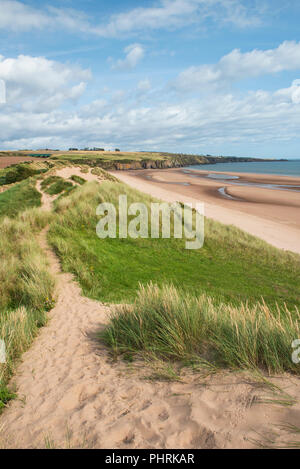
[0,1,300,158]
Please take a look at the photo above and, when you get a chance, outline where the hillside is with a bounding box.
[0,150,279,171]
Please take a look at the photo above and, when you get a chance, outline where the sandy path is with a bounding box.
[1,176,300,449]
[112,171,300,255]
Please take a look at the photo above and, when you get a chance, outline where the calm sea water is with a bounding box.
[186,160,300,177]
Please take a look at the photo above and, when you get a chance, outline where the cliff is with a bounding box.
[91,154,280,171]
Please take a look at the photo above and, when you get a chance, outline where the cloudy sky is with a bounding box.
[0,0,300,158]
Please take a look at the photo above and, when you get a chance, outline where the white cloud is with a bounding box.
[0,54,91,111]
[111,44,145,71]
[1,46,300,155]
[0,0,93,33]
[0,0,264,35]
[99,0,262,37]
[0,0,50,31]
[176,41,300,90]
[2,78,300,153]
[275,79,300,104]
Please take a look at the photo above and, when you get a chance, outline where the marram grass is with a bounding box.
[101,283,300,375]
[0,207,55,406]
[0,208,55,311]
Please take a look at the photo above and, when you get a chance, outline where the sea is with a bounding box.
[185,160,300,177]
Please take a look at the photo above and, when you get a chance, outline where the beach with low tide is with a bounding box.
[112,167,300,255]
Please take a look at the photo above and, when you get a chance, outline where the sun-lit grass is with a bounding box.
[0,208,55,312]
[52,151,168,162]
[90,167,119,181]
[48,180,300,309]
[41,175,73,195]
[101,283,300,375]
[0,206,55,407]
[0,178,41,219]
[70,175,86,185]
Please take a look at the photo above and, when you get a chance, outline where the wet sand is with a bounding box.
[111,168,300,255]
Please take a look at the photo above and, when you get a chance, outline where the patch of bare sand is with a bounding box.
[54,166,104,183]
[1,178,300,449]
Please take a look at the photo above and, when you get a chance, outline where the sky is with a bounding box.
[0,1,300,158]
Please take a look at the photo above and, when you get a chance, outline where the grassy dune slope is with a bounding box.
[102,283,300,375]
[0,179,42,219]
[0,205,55,406]
[41,176,73,195]
[49,181,300,310]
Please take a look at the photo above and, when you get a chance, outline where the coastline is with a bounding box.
[111,168,300,255]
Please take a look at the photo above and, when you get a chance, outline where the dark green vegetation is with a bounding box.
[49,181,300,310]
[0,162,48,186]
[41,176,73,195]
[101,283,300,375]
[0,387,16,409]
[0,179,41,219]
[70,175,86,185]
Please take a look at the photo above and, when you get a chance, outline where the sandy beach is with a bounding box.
[112,168,300,255]
[0,166,299,449]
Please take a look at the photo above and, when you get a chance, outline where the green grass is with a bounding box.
[0,387,16,409]
[90,167,119,181]
[41,176,73,195]
[0,208,55,312]
[48,180,300,310]
[52,152,168,162]
[0,207,55,407]
[101,283,300,375]
[0,179,41,219]
[0,162,48,186]
[50,152,209,171]
[70,175,86,185]
[41,175,61,189]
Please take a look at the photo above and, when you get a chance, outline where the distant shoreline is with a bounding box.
[112,167,300,255]
[0,150,288,172]
[184,160,300,178]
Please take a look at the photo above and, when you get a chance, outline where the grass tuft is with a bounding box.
[70,175,86,185]
[101,283,300,376]
[41,176,73,195]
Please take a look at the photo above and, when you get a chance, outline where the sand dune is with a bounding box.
[1,169,300,449]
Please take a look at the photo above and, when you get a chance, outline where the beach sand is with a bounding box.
[111,168,300,255]
[1,167,300,449]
